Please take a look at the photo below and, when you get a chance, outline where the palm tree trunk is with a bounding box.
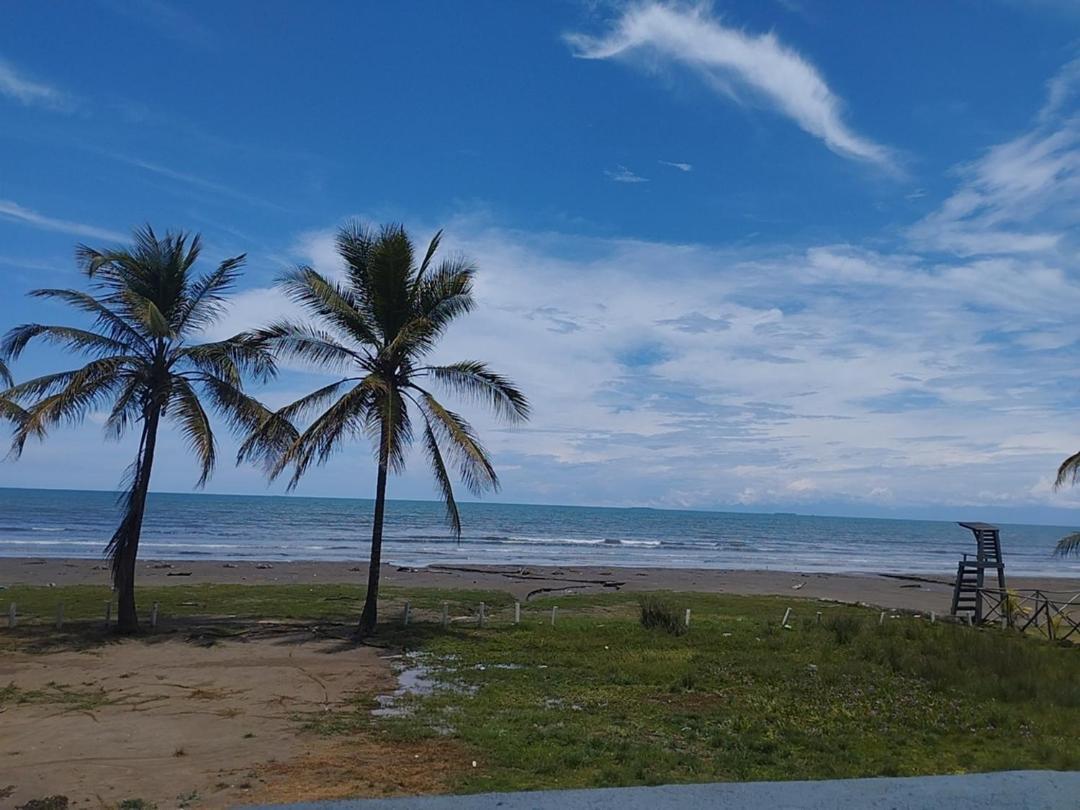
[358,418,390,636]
[115,403,161,633]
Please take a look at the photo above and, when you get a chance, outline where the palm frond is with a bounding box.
[1055,533,1080,557]
[12,361,127,455]
[364,225,415,342]
[1055,450,1080,489]
[419,411,461,538]
[102,373,145,440]
[169,376,216,486]
[121,290,174,339]
[416,257,476,330]
[2,323,132,362]
[273,378,381,488]
[415,229,444,282]
[176,254,246,334]
[256,320,363,372]
[425,361,530,422]
[414,388,497,495]
[0,359,11,388]
[179,334,276,386]
[29,288,149,350]
[278,267,381,348]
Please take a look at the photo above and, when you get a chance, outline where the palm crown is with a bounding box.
[1,226,275,623]
[243,222,529,535]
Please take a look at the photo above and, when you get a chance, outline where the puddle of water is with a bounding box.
[373,655,527,718]
[372,655,441,718]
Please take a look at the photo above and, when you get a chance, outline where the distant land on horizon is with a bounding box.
[2,485,1078,531]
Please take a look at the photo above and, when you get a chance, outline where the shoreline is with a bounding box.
[4,556,1080,613]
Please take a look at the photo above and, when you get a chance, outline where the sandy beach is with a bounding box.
[4,556,1080,614]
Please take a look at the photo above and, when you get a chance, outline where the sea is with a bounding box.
[0,487,1078,577]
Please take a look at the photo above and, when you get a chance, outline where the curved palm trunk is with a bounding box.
[114,404,161,634]
[358,419,390,636]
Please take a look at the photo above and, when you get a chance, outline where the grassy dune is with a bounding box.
[3,584,1079,796]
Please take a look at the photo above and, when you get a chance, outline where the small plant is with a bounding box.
[639,597,686,636]
[826,615,863,645]
[172,746,186,757]
[117,801,156,810]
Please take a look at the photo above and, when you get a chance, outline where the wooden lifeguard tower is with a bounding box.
[950,522,1007,623]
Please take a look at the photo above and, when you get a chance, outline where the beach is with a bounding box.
[5,556,1080,614]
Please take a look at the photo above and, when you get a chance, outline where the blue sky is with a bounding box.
[3,0,1080,523]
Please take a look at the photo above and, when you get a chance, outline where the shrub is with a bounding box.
[639,597,686,636]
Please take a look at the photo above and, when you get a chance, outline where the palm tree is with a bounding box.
[241,223,529,635]
[1,226,276,632]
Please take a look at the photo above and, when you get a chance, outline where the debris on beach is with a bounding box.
[256,563,273,569]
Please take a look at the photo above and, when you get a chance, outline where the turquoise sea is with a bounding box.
[0,487,1078,576]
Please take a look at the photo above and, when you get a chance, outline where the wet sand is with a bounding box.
[4,557,1079,614]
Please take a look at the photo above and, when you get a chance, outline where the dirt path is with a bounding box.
[0,631,402,808]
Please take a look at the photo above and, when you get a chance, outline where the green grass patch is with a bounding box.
[3,584,1078,793]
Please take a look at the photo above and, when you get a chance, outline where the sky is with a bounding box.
[3,0,1080,523]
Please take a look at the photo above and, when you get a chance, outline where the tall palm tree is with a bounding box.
[241,223,529,635]
[1,226,276,632]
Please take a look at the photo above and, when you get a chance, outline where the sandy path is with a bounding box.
[0,631,393,808]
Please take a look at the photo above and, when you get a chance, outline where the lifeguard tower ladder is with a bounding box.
[950,522,1006,623]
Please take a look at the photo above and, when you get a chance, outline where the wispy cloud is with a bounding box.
[911,57,1080,256]
[566,3,895,170]
[605,164,649,183]
[0,57,71,111]
[99,0,217,48]
[659,160,693,172]
[112,155,291,213]
[0,200,125,242]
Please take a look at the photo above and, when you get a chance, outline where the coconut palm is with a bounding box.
[241,223,529,635]
[1,226,276,632]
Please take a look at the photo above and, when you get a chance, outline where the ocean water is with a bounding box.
[0,487,1078,576]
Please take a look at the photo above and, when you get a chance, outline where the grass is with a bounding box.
[3,584,1079,794]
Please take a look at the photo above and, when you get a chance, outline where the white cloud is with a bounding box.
[0,199,126,243]
[566,3,894,169]
[912,59,1080,256]
[0,57,70,111]
[605,164,649,183]
[204,207,1080,512]
[659,160,693,172]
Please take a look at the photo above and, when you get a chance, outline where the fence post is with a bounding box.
[150,602,159,630]
[815,611,822,625]
[56,603,64,630]
[930,611,936,624]
[104,601,111,627]
[478,602,486,628]
[7,602,15,629]
[879,611,886,626]
[551,606,558,626]
[441,601,449,629]
[684,608,691,628]
[781,607,792,627]
[514,601,521,624]
[402,601,411,626]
